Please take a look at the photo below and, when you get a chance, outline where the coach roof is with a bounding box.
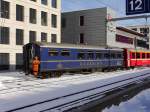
[29,42,123,51]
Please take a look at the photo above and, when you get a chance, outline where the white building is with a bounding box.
[127,25,150,36]
[127,25,150,48]
[0,0,61,71]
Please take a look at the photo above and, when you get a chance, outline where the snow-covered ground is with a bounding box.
[0,68,150,112]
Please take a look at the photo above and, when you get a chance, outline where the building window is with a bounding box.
[80,33,84,44]
[41,0,47,5]
[41,32,47,42]
[16,4,24,21]
[1,0,9,19]
[52,14,57,28]
[16,29,24,45]
[51,34,57,43]
[80,16,84,26]
[137,39,147,48]
[62,18,66,28]
[16,53,23,69]
[116,34,133,45]
[0,53,9,70]
[52,0,57,8]
[29,31,36,43]
[140,28,149,34]
[29,8,36,24]
[41,11,47,26]
[0,26,9,44]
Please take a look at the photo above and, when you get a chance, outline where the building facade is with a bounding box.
[62,8,148,49]
[127,25,150,37]
[127,25,150,46]
[0,0,61,70]
[116,27,148,49]
[62,7,116,47]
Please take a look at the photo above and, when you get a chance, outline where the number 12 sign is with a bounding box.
[126,0,149,15]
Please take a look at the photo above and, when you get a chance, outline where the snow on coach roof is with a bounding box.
[31,42,123,51]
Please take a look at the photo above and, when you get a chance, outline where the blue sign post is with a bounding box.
[126,0,150,15]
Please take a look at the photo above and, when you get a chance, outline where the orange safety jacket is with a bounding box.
[32,59,40,72]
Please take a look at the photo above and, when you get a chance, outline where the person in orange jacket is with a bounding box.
[32,56,40,77]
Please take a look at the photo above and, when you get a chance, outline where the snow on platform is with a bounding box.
[0,68,150,112]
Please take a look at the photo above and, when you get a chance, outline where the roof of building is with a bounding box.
[116,27,145,37]
[127,25,150,28]
[62,7,107,14]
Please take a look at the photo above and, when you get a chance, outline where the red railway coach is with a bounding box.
[124,48,150,68]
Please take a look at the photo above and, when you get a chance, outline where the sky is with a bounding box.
[61,0,150,26]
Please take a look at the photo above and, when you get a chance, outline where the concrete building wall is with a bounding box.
[62,8,109,46]
[61,8,147,50]
[0,0,61,70]
[106,8,117,48]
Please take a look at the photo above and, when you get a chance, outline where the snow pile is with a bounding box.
[0,82,5,89]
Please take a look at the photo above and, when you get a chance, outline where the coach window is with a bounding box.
[61,50,70,56]
[132,53,136,59]
[117,53,122,58]
[136,53,140,59]
[104,53,109,59]
[149,53,150,58]
[142,53,145,59]
[147,53,150,59]
[78,53,85,60]
[48,50,58,56]
[111,53,116,59]
[87,52,94,59]
[96,53,102,59]
[146,53,149,59]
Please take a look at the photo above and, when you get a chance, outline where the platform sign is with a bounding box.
[126,0,149,15]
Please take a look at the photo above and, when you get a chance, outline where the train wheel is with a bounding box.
[55,72,62,77]
[41,72,47,79]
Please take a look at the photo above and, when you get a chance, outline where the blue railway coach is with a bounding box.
[23,42,124,77]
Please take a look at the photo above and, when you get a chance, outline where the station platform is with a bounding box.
[0,68,150,112]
